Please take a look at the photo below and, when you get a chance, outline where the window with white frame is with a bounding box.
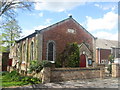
[68,29,76,34]
[88,59,92,66]
[30,42,34,61]
[23,44,26,61]
[47,41,56,61]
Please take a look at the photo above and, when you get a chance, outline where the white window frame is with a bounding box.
[68,29,76,34]
[47,40,56,62]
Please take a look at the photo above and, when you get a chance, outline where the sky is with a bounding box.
[15,1,118,40]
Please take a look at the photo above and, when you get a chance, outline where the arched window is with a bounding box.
[23,44,26,61]
[47,41,56,61]
[16,45,19,57]
[30,42,34,60]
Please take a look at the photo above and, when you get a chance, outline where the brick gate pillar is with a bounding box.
[112,63,120,77]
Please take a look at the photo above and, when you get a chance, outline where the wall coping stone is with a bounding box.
[51,67,100,72]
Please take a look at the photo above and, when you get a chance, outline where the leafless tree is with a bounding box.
[0,0,34,19]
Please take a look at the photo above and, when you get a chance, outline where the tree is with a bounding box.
[0,0,34,20]
[0,20,22,52]
[56,42,79,67]
[107,54,114,74]
[108,54,114,64]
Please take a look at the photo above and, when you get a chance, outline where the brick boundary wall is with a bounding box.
[50,68,104,82]
[30,67,105,83]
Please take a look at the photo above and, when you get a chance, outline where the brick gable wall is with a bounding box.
[42,19,94,60]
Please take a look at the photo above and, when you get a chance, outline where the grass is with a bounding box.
[2,81,28,87]
[2,76,29,87]
[1,71,41,88]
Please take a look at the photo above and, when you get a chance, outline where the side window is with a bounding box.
[30,42,34,61]
[47,41,56,61]
[16,45,19,57]
[68,29,76,34]
[88,59,92,66]
[23,44,26,61]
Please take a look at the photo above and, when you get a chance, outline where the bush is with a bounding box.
[2,70,41,85]
[107,64,112,74]
[56,42,79,67]
[1,71,9,76]
[29,60,51,73]
[20,76,41,84]
[3,70,20,81]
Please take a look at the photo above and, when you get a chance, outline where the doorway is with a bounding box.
[80,54,86,67]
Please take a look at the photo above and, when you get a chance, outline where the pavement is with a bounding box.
[16,77,120,89]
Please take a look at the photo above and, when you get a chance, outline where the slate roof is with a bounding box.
[96,39,118,49]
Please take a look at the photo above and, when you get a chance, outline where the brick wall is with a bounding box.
[42,18,94,60]
[32,67,105,83]
[112,63,120,77]
[50,67,103,82]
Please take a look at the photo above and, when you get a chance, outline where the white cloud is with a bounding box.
[22,25,48,37]
[45,18,52,24]
[111,6,116,11]
[33,0,119,2]
[29,12,43,17]
[34,25,48,30]
[68,14,72,17]
[38,12,43,17]
[34,1,85,12]
[94,4,100,7]
[86,11,117,31]
[94,3,117,11]
[29,13,36,16]
[0,17,2,21]
[93,31,118,40]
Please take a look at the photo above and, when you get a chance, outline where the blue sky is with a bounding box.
[16,1,118,40]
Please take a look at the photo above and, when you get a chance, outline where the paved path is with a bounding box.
[17,77,120,88]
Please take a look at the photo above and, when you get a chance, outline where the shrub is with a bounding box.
[29,60,51,73]
[56,42,79,67]
[1,71,9,76]
[107,64,112,74]
[2,70,41,85]
[21,76,41,84]
[3,70,20,81]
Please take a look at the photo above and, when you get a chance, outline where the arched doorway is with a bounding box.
[80,54,86,67]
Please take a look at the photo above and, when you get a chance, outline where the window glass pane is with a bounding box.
[48,42,54,61]
[23,44,26,61]
[88,59,92,65]
[31,42,34,60]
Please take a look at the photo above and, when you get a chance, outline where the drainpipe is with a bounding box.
[115,47,116,58]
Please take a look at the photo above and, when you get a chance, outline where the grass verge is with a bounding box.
[1,71,41,87]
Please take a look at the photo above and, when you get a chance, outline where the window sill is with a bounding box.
[49,61,55,63]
